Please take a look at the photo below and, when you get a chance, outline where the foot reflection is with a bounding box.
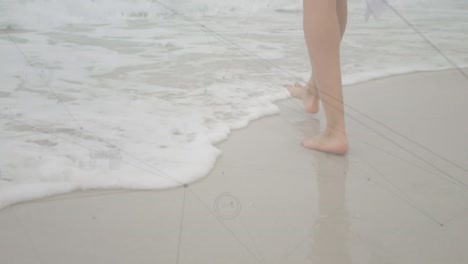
[311,153,351,264]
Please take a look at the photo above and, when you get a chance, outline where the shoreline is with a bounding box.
[2,68,467,210]
[1,68,468,263]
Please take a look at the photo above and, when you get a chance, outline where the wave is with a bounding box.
[1,0,301,29]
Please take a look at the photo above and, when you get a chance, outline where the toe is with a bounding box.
[294,82,304,88]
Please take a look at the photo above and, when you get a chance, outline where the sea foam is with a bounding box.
[0,0,467,209]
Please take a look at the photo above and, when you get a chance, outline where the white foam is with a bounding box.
[0,0,467,209]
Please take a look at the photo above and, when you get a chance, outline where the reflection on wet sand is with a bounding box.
[310,153,351,264]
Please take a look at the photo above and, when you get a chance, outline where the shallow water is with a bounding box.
[0,0,467,208]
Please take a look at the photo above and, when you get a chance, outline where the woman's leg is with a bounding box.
[301,0,348,154]
[337,0,349,40]
[287,0,348,115]
[309,0,348,89]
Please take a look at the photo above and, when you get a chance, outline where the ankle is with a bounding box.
[324,126,347,138]
[305,82,319,96]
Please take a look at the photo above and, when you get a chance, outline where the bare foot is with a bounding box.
[286,82,320,114]
[301,130,349,155]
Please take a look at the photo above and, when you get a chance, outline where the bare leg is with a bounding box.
[337,0,348,39]
[287,0,348,114]
[308,0,347,87]
[301,0,348,154]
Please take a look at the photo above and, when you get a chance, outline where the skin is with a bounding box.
[287,0,349,155]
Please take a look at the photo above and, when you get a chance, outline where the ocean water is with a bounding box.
[0,0,467,208]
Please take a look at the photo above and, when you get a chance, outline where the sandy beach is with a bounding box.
[1,69,467,264]
[1,0,468,263]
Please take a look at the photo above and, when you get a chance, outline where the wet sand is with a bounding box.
[1,69,467,264]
